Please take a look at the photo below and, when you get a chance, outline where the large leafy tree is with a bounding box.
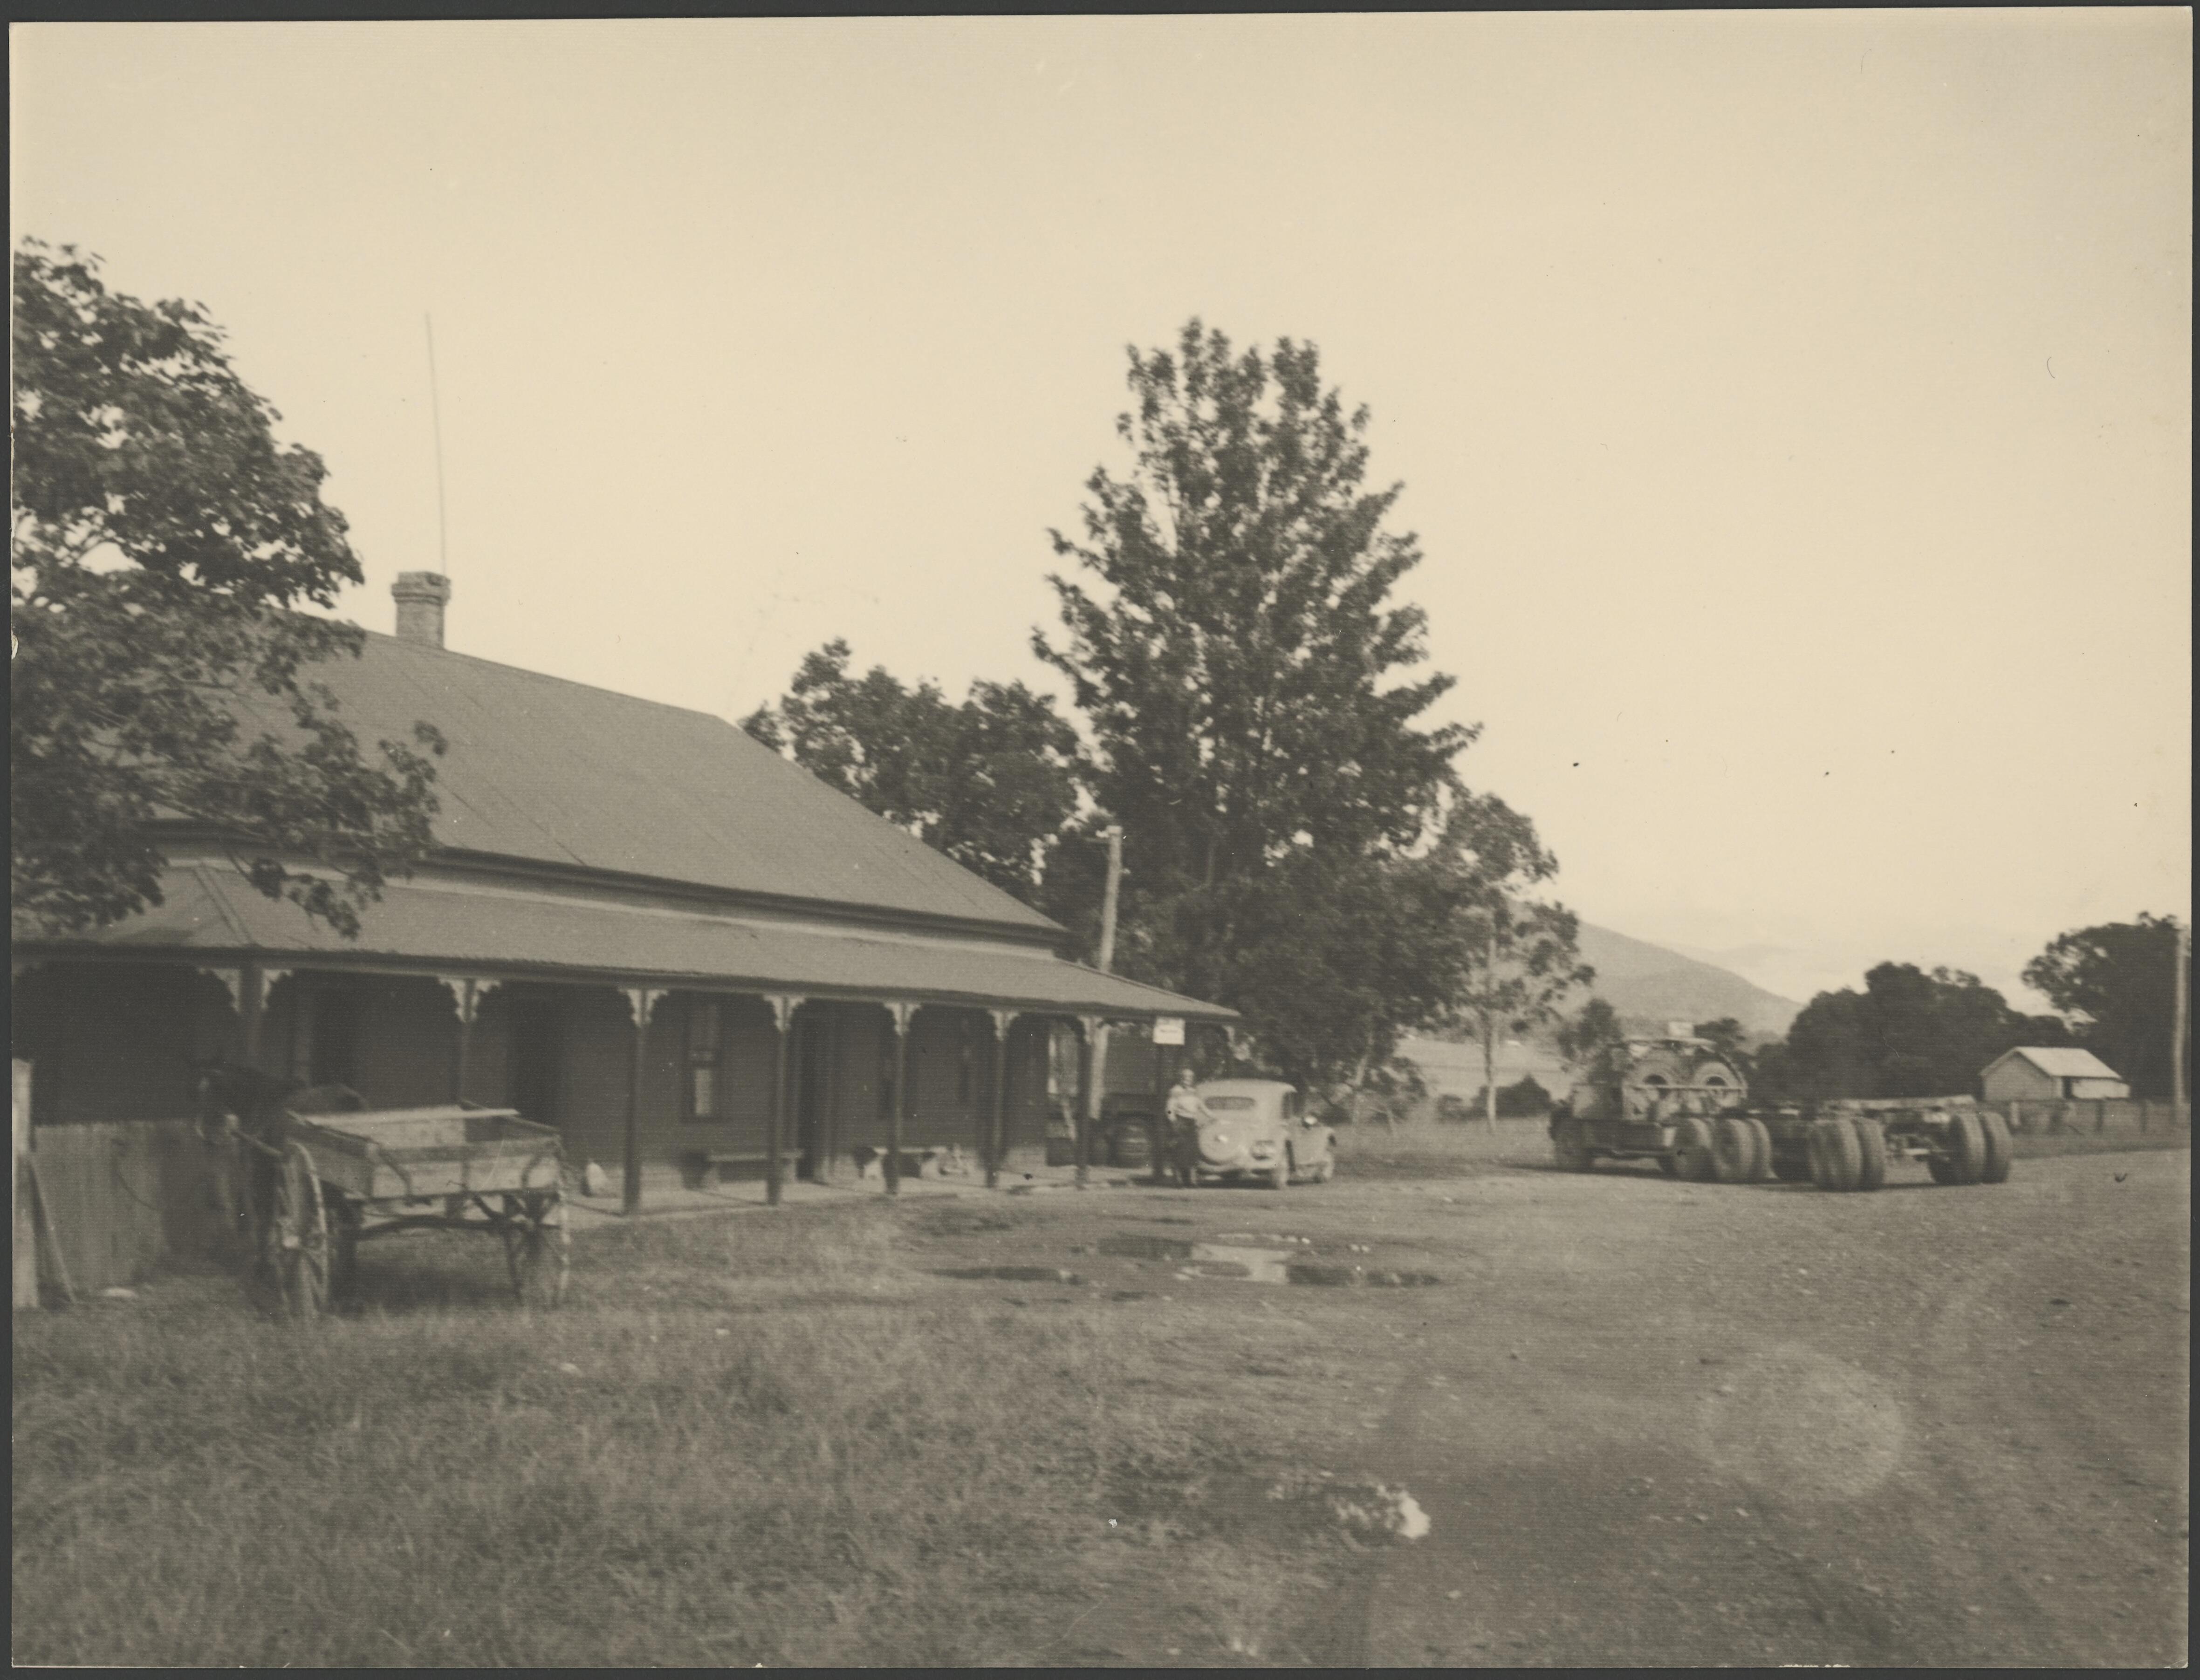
[740,638,1080,903]
[11,240,444,938]
[2023,913,2187,1099]
[1761,962,2067,1101]
[1033,320,1485,1084]
[1036,319,1474,899]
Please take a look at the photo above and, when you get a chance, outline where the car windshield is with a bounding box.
[1203,1096,1257,1111]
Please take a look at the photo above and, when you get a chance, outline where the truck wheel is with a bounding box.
[1655,1152,1680,1178]
[1978,1110,2014,1184]
[1672,1117,1716,1182]
[1926,1155,1958,1185]
[1810,1120,1862,1192]
[1743,1117,1775,1182]
[1942,1111,1987,1185]
[1851,1116,1887,1191]
[1710,1116,1758,1184]
[1552,1119,1595,1172]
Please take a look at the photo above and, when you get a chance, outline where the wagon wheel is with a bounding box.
[506,1190,570,1308]
[1850,1116,1888,1192]
[271,1146,331,1320]
[1977,1109,2014,1185]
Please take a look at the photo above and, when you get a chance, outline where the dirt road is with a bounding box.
[909,1144,2189,1666]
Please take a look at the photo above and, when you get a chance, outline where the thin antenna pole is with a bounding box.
[425,313,449,577]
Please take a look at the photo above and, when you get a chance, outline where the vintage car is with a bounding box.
[1174,1079,1337,1188]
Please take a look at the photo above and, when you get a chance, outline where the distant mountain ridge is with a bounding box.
[1573,922,1801,1040]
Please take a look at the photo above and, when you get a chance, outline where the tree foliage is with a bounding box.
[1556,996,1625,1066]
[10,240,444,938]
[1755,962,2067,1102]
[1035,319,1474,896]
[1692,1018,1751,1070]
[1445,794,1593,1123]
[740,638,1080,903]
[1031,320,1501,1087]
[2022,913,2188,1099]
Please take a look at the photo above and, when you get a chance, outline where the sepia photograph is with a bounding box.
[10,11,2190,1667]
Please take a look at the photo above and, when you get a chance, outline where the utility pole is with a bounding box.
[1482,916,1501,1134]
[2174,917,2189,1113]
[1096,826,1124,974]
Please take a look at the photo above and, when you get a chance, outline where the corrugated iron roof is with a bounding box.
[19,861,1235,1022]
[1993,1046,2125,1080]
[215,630,1062,933]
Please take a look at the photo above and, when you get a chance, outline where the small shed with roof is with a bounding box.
[1980,1046,2129,1103]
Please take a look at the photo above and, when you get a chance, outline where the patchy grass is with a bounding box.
[13,1203,1387,1667]
[1332,1115,1549,1179]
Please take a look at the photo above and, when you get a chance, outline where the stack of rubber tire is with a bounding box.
[1664,1114,1774,1184]
[1806,1107,2013,1192]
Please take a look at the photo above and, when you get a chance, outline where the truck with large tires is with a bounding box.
[1546,1031,2014,1191]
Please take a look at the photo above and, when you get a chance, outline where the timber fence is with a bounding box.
[18,1118,230,1300]
[1988,1098,2190,1138]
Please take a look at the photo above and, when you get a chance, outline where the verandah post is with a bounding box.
[885,1002,915,1196]
[444,977,488,1104]
[986,1009,1016,1189]
[621,986,662,1216]
[1074,1016,1100,1189]
[766,995,802,1208]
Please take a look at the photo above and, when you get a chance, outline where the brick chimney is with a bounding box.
[392,572,451,648]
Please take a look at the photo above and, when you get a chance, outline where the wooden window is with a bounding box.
[685,995,724,1121]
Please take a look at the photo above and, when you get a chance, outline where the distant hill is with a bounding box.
[1573,922,1801,1041]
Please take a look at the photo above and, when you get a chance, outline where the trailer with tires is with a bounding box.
[1546,1032,2014,1191]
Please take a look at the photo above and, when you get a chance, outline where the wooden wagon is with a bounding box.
[247,1095,570,1318]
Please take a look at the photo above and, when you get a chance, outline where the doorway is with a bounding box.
[508,990,561,1127]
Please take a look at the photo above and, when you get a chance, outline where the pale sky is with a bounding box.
[11,13,2190,1009]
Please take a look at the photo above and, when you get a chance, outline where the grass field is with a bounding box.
[12,1202,1388,1668]
[15,1123,2183,1666]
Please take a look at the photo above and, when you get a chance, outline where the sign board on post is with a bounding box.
[1151,1017,1185,1047]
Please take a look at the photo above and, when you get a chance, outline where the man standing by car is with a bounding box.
[1163,1068,1212,1188]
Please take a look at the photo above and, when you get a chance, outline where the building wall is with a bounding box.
[2068,1076,2131,1100]
[11,963,233,1124]
[11,959,1140,1181]
[1981,1057,2061,1104]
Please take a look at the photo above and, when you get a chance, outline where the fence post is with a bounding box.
[12,1061,34,1310]
[2009,1099,2022,1135]
[2095,1098,2107,1135]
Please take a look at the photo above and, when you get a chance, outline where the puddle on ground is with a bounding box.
[1097,1234,1440,1287]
